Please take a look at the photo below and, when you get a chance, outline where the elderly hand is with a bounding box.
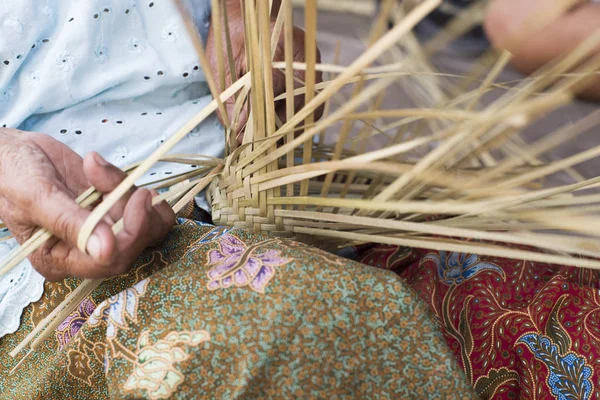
[206,0,324,142]
[0,129,175,281]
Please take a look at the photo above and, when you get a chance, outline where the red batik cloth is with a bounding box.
[357,244,599,400]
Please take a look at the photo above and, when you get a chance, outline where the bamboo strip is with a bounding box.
[210,0,226,91]
[0,188,101,278]
[291,0,377,16]
[373,91,572,204]
[275,210,600,259]
[236,0,442,172]
[76,74,250,255]
[299,0,318,201]
[10,168,220,361]
[284,0,296,201]
[175,0,231,130]
[292,227,600,270]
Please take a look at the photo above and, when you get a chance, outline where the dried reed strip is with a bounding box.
[435,221,553,232]
[317,42,342,157]
[497,144,600,190]
[298,0,318,201]
[0,188,101,278]
[276,210,600,259]
[284,0,296,200]
[421,0,486,56]
[11,166,222,362]
[76,74,249,255]
[317,77,366,210]
[390,8,451,103]
[259,0,279,226]
[511,210,600,238]
[372,91,572,204]
[210,0,226,91]
[463,50,513,166]
[291,0,377,16]
[255,159,481,195]
[345,108,484,121]
[268,196,501,215]
[145,167,212,191]
[236,0,442,172]
[521,193,600,209]
[293,227,600,270]
[272,61,474,76]
[8,278,103,363]
[400,84,576,192]
[441,176,600,226]
[221,0,237,86]
[242,76,395,177]
[493,31,600,110]
[245,0,267,223]
[460,110,600,197]
[222,2,239,151]
[368,0,395,46]
[174,0,230,130]
[333,94,388,214]
[172,166,224,212]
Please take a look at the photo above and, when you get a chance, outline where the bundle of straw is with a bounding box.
[5,0,600,369]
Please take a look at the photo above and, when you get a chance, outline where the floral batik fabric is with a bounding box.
[358,244,600,399]
[0,221,475,399]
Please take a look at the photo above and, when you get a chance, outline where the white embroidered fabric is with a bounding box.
[0,239,45,337]
[0,0,219,338]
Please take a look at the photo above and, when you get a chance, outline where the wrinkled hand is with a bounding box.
[206,0,324,143]
[0,129,175,281]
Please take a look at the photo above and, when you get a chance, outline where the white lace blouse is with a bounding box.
[0,0,222,337]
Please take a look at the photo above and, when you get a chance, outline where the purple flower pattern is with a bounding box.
[206,235,291,293]
[56,298,97,350]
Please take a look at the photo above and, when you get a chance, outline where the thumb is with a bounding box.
[31,183,116,263]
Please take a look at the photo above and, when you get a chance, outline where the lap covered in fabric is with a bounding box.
[1,220,474,399]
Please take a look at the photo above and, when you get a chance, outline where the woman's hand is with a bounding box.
[0,129,175,281]
[484,0,600,100]
[206,0,323,142]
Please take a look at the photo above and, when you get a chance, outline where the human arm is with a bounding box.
[0,129,175,281]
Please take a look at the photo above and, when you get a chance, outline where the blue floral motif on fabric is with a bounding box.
[519,333,593,400]
[177,217,214,228]
[422,251,505,286]
[198,226,233,244]
[177,218,233,244]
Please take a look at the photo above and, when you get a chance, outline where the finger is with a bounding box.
[30,182,116,265]
[149,190,176,244]
[32,189,174,281]
[112,189,163,274]
[83,152,135,222]
[31,232,116,281]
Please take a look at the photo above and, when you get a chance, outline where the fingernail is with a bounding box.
[87,234,103,260]
[94,152,110,167]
